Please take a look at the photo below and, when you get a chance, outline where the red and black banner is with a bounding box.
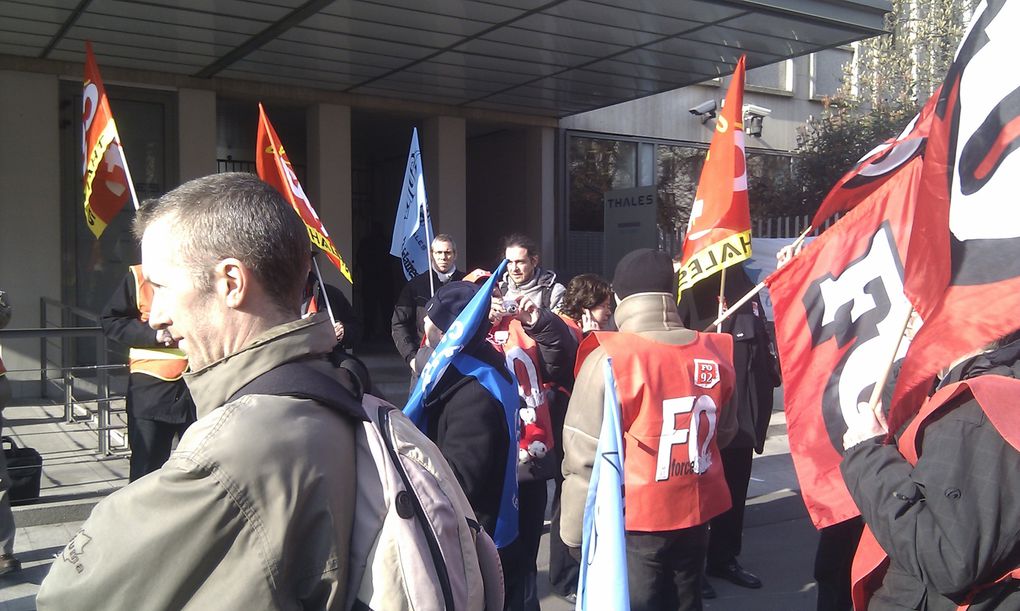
[810,87,939,229]
[767,157,938,528]
[889,0,1020,434]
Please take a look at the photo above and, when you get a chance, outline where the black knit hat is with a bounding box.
[425,281,482,332]
[612,248,675,299]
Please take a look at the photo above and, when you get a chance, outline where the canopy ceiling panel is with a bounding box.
[1,0,890,117]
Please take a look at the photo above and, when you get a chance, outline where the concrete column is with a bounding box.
[524,126,556,267]
[307,103,353,300]
[0,71,60,380]
[422,116,467,262]
[177,88,217,182]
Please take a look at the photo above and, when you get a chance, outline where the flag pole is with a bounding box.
[706,226,813,331]
[422,199,436,298]
[118,141,140,211]
[716,268,727,332]
[865,300,915,416]
[312,256,337,326]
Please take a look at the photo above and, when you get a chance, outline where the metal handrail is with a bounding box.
[0,298,130,455]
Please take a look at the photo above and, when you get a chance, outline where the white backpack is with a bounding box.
[230,363,503,611]
[346,395,505,611]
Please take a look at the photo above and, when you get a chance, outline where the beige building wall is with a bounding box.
[560,55,825,152]
[422,116,467,263]
[307,103,353,300]
[525,126,556,268]
[0,70,61,381]
[178,88,217,181]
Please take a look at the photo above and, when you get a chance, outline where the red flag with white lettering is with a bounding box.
[677,55,751,296]
[256,104,352,283]
[82,41,138,237]
[767,157,930,529]
[889,0,1020,434]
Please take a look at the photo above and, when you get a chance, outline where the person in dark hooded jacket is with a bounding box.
[677,264,782,593]
[420,282,512,537]
[841,333,1020,610]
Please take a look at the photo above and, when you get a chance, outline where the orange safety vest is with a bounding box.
[585,331,735,532]
[127,265,188,381]
[491,318,554,462]
[851,375,1020,611]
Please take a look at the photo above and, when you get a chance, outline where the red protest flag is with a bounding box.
[888,0,1020,435]
[810,90,940,229]
[256,104,353,284]
[767,156,930,529]
[82,41,138,238]
[677,55,751,295]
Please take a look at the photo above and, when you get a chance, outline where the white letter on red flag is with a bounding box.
[82,41,138,238]
[677,55,752,296]
[256,104,352,284]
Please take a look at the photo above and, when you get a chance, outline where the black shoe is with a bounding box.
[0,554,21,577]
[701,577,717,599]
[707,559,762,589]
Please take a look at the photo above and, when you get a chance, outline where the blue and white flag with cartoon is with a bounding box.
[390,127,434,280]
[403,261,520,548]
[577,358,629,611]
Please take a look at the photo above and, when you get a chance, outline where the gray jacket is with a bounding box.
[499,268,566,311]
[38,316,359,610]
[560,293,738,548]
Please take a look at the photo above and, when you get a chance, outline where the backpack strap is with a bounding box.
[229,360,368,422]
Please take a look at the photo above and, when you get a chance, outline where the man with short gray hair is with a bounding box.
[38,173,365,610]
[391,233,465,376]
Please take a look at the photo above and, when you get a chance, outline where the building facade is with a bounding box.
[0,0,886,388]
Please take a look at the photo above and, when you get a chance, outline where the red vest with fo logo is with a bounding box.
[490,318,555,463]
[586,330,735,532]
[851,375,1020,611]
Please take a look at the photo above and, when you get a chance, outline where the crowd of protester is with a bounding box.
[0,171,1015,611]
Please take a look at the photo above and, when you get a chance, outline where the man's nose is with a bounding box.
[147,295,171,330]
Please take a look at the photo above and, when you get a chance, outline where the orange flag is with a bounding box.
[677,55,752,296]
[256,104,352,283]
[82,41,137,237]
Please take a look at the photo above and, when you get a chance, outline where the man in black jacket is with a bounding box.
[841,334,1020,610]
[302,270,361,352]
[391,234,465,378]
[677,265,781,594]
[101,267,196,481]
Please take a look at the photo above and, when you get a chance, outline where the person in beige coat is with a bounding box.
[561,249,738,611]
[37,173,365,610]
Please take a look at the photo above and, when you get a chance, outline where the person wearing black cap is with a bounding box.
[420,280,533,607]
[561,248,738,611]
[420,282,514,540]
[677,264,781,596]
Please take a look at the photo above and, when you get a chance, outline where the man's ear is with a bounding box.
[215,258,247,309]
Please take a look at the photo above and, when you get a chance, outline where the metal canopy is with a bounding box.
[0,0,890,118]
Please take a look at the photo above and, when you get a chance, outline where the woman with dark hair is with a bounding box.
[543,272,613,602]
[557,273,613,336]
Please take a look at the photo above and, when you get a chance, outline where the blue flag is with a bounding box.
[403,261,520,548]
[390,127,435,280]
[577,359,629,611]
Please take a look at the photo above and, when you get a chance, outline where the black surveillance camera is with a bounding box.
[689,100,717,116]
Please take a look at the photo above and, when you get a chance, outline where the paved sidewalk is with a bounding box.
[1,358,820,610]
